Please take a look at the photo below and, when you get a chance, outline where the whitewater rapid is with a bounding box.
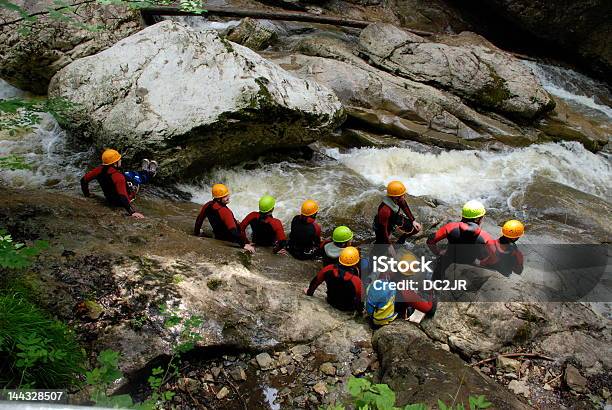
[0,79,91,189]
[522,60,612,120]
[179,141,611,226]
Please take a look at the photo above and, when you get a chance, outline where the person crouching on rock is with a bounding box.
[240,195,288,255]
[479,220,525,276]
[427,200,496,280]
[287,199,322,260]
[320,225,354,266]
[373,181,422,246]
[306,246,363,313]
[194,183,255,253]
[80,149,156,219]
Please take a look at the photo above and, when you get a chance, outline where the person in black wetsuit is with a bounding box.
[287,199,322,260]
[240,195,288,254]
[194,183,255,253]
[80,149,157,219]
[306,246,363,312]
[373,181,422,245]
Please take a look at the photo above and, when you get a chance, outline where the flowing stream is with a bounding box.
[1,62,611,230]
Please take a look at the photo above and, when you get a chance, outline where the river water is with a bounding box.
[1,60,611,230]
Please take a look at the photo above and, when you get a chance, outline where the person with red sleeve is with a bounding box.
[480,220,525,276]
[427,200,496,280]
[240,195,288,255]
[373,181,422,245]
[194,183,255,253]
[287,199,322,260]
[80,149,150,219]
[306,246,363,312]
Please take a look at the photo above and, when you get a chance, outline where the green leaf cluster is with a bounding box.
[0,230,48,270]
[0,294,86,388]
[327,377,493,410]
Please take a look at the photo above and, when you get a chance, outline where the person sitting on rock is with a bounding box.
[306,246,363,312]
[240,195,288,255]
[427,200,496,280]
[365,272,398,328]
[194,183,255,253]
[80,149,157,219]
[287,200,322,260]
[373,181,422,245]
[479,220,525,276]
[320,225,354,266]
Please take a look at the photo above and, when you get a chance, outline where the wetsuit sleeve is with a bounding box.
[477,234,497,265]
[219,208,245,247]
[194,202,211,236]
[313,222,322,247]
[306,265,332,296]
[111,172,135,215]
[80,166,103,197]
[350,275,363,310]
[427,223,451,255]
[271,219,287,253]
[398,196,416,221]
[378,206,393,244]
[239,212,258,244]
[513,248,524,274]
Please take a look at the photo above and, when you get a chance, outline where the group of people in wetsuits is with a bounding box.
[81,149,525,328]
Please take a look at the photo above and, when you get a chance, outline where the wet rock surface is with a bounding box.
[1,186,609,408]
[0,0,140,94]
[358,23,554,119]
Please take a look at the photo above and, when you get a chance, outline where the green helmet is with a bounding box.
[461,200,486,219]
[259,195,276,213]
[332,226,353,243]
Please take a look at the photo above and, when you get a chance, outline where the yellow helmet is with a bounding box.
[339,246,360,267]
[502,220,524,239]
[101,149,121,165]
[301,199,319,216]
[399,251,418,276]
[212,183,229,199]
[387,181,407,197]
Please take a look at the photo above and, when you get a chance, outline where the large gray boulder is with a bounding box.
[48,21,344,179]
[373,324,530,408]
[0,1,140,94]
[270,52,530,149]
[358,23,555,119]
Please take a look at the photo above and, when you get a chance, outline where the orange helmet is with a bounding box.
[387,181,407,197]
[502,220,524,239]
[212,183,229,199]
[101,149,121,165]
[301,199,319,216]
[339,246,360,267]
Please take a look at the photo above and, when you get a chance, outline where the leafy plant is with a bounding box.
[0,97,77,135]
[85,305,203,408]
[0,294,86,388]
[0,155,30,170]
[0,230,48,270]
[327,377,492,410]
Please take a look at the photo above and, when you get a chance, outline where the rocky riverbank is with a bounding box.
[1,186,609,408]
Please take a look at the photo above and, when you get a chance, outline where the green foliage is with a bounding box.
[0,97,77,135]
[86,305,203,408]
[0,293,86,388]
[0,155,30,171]
[328,377,493,410]
[0,230,48,270]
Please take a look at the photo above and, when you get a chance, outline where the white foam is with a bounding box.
[181,142,611,225]
[522,60,612,119]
